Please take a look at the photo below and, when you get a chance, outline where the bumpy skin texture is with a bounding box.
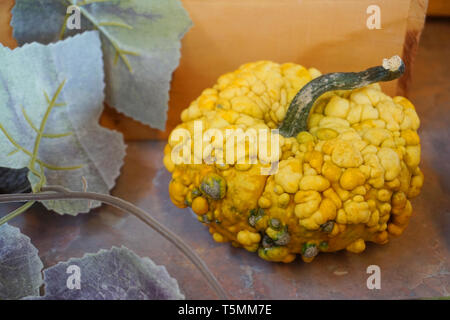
[164,61,423,263]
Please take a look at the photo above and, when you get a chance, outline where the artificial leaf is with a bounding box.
[12,0,192,130]
[0,223,44,299]
[0,167,30,193]
[25,246,185,300]
[0,31,126,215]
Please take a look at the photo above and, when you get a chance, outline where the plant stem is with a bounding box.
[279,56,405,137]
[0,187,228,300]
[0,201,34,225]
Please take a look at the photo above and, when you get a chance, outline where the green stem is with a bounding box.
[0,201,34,225]
[279,55,405,138]
[29,80,66,181]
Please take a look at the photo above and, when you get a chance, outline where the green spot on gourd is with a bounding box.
[200,173,227,200]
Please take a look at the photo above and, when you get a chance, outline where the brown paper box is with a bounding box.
[0,0,427,140]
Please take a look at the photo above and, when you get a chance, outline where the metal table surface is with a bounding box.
[1,19,449,299]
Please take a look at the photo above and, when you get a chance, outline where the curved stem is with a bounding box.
[0,187,228,300]
[0,201,34,226]
[279,55,405,138]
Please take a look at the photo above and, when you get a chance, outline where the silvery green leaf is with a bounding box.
[0,31,126,215]
[24,246,184,300]
[12,0,192,130]
[0,224,44,299]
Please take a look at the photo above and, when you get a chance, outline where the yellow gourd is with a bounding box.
[164,57,423,263]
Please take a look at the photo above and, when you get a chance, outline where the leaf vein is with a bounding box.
[62,0,140,73]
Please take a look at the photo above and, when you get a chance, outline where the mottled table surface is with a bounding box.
[2,19,449,299]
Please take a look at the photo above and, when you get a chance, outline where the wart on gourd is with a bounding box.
[164,56,424,263]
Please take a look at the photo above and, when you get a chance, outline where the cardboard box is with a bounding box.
[0,0,427,140]
[427,0,450,16]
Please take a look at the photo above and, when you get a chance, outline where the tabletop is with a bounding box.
[1,19,449,300]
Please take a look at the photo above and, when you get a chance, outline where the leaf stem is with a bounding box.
[0,187,228,300]
[59,13,70,40]
[22,106,73,138]
[0,123,82,171]
[78,0,112,6]
[98,21,133,30]
[0,201,34,225]
[30,80,67,174]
